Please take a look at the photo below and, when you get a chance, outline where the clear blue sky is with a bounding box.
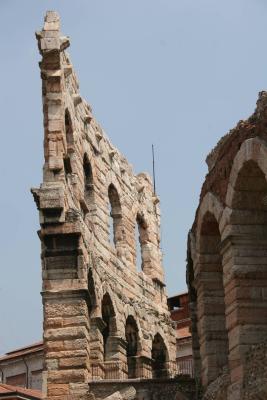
[1,0,267,354]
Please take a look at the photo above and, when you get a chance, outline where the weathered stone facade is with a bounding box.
[32,11,176,400]
[90,377,197,400]
[187,91,267,399]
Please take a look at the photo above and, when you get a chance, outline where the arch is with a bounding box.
[101,293,118,361]
[83,153,95,207]
[151,333,168,378]
[108,184,123,247]
[123,305,144,346]
[230,159,267,213]
[196,192,224,247]
[125,316,140,378]
[195,211,229,387]
[225,137,267,206]
[87,268,97,317]
[223,140,267,389]
[64,109,74,147]
[105,171,123,201]
[63,109,74,178]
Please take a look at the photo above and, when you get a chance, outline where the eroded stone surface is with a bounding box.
[187,87,267,397]
[33,11,176,400]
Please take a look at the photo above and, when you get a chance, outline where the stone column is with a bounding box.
[222,235,267,400]
[189,299,201,380]
[105,337,127,379]
[43,290,90,399]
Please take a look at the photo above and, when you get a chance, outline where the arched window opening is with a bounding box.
[88,269,96,317]
[125,316,139,378]
[65,109,74,147]
[101,294,116,361]
[135,214,147,271]
[83,154,94,205]
[108,185,122,247]
[63,110,74,180]
[151,334,168,378]
[63,155,72,175]
[197,212,228,386]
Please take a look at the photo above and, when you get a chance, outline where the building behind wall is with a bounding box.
[30,11,186,400]
[0,342,43,391]
[167,293,193,377]
[187,92,267,399]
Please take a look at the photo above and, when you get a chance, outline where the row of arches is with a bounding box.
[108,183,149,271]
[189,137,267,391]
[63,109,150,272]
[90,290,168,379]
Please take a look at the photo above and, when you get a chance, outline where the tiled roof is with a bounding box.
[0,342,43,362]
[177,326,191,339]
[0,384,42,399]
[168,291,188,300]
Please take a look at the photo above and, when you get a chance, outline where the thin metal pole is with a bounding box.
[152,144,156,194]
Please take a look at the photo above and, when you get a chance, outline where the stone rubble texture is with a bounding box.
[187,89,267,399]
[90,378,196,400]
[32,11,177,400]
[102,386,136,400]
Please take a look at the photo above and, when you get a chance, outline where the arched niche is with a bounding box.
[125,316,140,378]
[196,211,229,387]
[224,159,267,389]
[65,109,74,147]
[87,268,97,317]
[63,109,74,178]
[101,293,117,361]
[83,153,94,207]
[151,333,168,378]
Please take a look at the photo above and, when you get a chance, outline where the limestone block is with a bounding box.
[47,384,69,397]
[59,356,87,368]
[47,369,86,384]
[45,326,88,341]
[41,37,60,51]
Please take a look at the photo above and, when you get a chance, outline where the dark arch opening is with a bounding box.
[65,109,74,147]
[83,154,94,206]
[125,316,139,378]
[151,333,168,378]
[197,212,228,386]
[101,293,116,361]
[228,160,267,378]
[63,110,74,177]
[108,184,122,247]
[87,269,96,317]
